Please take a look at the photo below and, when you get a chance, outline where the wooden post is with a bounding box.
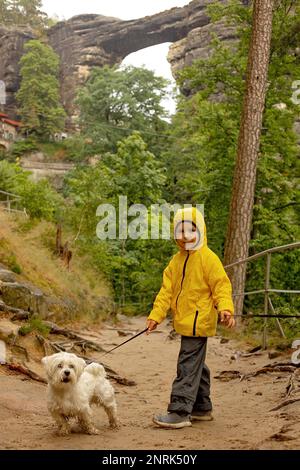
[120,239,126,309]
[55,224,72,270]
[262,253,271,349]
[56,224,62,255]
[268,296,286,338]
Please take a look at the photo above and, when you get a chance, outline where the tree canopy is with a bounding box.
[0,0,47,29]
[163,0,300,255]
[1,1,299,336]
[161,0,300,324]
[77,65,172,156]
[16,40,66,140]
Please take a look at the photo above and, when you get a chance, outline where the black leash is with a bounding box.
[101,328,149,357]
[100,314,300,357]
[233,314,300,319]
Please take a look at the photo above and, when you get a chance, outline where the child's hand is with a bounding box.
[219,311,235,329]
[146,320,158,335]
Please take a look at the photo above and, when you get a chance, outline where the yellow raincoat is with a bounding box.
[148,207,234,337]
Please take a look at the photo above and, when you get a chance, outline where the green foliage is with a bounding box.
[19,316,51,337]
[0,238,22,273]
[160,0,300,335]
[0,0,47,30]
[30,138,86,163]
[166,3,299,243]
[77,65,171,156]
[241,303,300,343]
[8,137,87,163]
[105,132,166,206]
[0,160,27,193]
[17,178,63,220]
[63,132,170,310]
[63,160,115,237]
[1,2,298,335]
[0,160,63,220]
[167,0,300,253]
[16,40,66,140]
[10,138,39,157]
[10,260,22,274]
[46,137,86,163]
[0,147,6,161]
[102,133,168,308]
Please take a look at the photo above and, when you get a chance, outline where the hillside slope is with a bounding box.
[0,210,112,321]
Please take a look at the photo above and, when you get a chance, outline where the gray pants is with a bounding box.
[168,336,212,415]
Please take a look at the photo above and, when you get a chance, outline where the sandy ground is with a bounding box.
[0,315,299,450]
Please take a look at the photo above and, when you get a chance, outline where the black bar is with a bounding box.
[0,450,300,466]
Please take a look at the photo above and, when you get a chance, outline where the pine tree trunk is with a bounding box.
[224,0,274,320]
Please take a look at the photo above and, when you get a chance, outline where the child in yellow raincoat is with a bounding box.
[147,207,235,428]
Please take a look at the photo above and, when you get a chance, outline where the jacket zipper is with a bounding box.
[175,252,190,311]
[193,310,199,336]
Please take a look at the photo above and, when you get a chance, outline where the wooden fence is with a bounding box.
[225,242,300,348]
[0,189,27,216]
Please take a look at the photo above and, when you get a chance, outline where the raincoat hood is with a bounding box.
[173,207,207,251]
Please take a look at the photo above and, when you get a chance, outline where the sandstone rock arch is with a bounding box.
[0,0,231,123]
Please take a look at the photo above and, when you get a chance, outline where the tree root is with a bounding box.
[214,370,242,381]
[43,321,106,352]
[241,365,297,381]
[0,300,31,320]
[3,362,47,384]
[270,397,300,412]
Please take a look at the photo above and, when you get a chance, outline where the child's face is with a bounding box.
[175,221,197,250]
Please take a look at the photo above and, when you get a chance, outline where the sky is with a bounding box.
[42,1,190,114]
[42,1,189,22]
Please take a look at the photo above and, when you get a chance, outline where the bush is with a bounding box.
[0,160,64,221]
[18,178,63,221]
[19,316,51,337]
[10,139,39,157]
[0,148,7,161]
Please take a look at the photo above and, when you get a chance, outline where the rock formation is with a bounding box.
[0,26,34,117]
[168,21,237,88]
[0,0,232,124]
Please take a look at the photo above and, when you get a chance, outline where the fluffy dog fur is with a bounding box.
[42,352,118,435]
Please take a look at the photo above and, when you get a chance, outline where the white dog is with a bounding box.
[42,352,118,435]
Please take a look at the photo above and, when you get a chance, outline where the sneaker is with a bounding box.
[153,412,192,429]
[191,410,213,421]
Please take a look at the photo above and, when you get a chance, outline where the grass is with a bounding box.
[19,316,51,337]
[0,210,112,322]
[218,318,298,351]
[9,138,85,163]
[0,238,22,274]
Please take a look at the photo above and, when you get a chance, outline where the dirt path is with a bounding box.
[0,316,299,450]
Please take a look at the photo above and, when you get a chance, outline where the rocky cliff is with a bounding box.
[0,0,230,123]
[168,21,237,86]
[0,26,34,117]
